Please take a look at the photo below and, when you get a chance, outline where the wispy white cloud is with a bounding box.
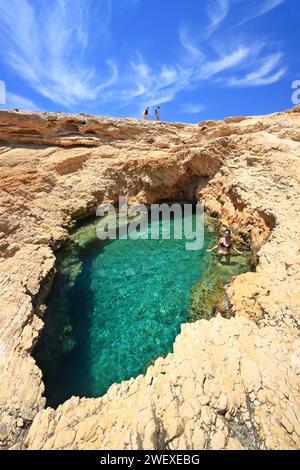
[114,40,262,108]
[0,92,39,110]
[239,0,286,24]
[181,103,206,114]
[187,0,230,42]
[199,46,250,79]
[115,55,193,107]
[122,46,249,107]
[120,29,285,107]
[0,0,116,107]
[227,52,286,86]
[179,26,204,61]
[0,0,287,113]
[207,0,229,27]
[257,0,286,15]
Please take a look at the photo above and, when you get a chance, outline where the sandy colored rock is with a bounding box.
[0,108,299,449]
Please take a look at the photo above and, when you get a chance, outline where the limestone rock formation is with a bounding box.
[0,108,299,450]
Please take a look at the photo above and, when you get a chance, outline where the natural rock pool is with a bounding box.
[34,209,252,408]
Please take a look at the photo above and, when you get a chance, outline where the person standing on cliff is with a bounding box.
[207,228,242,263]
[155,106,161,121]
[143,107,149,120]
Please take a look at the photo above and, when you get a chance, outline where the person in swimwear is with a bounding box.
[207,228,242,263]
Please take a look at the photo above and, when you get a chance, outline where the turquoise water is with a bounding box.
[34,211,250,408]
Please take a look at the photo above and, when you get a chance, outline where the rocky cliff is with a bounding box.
[0,108,299,450]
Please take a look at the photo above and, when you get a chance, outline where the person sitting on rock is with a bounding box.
[207,228,242,263]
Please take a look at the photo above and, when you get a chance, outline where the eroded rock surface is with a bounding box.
[0,108,299,450]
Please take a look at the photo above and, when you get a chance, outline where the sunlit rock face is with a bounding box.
[0,107,299,450]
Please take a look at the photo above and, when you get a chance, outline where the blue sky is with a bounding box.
[0,0,299,122]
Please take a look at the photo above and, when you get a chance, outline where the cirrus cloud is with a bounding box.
[0,0,288,113]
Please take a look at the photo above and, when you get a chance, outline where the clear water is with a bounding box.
[34,211,251,408]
